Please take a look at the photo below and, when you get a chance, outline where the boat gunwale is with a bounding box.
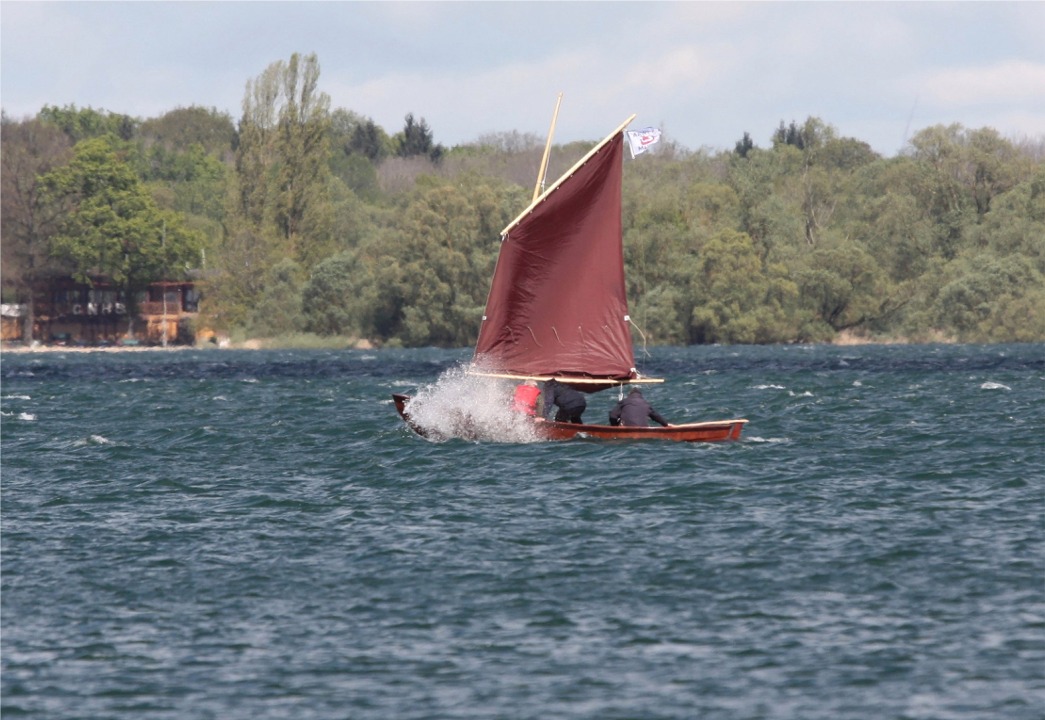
[392,393,747,443]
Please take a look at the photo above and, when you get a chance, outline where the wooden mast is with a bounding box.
[532,92,563,203]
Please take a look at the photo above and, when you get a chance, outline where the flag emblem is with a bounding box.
[626,127,662,157]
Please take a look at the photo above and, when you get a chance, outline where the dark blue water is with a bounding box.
[2,344,1043,719]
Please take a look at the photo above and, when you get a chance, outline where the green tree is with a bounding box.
[327,108,384,198]
[390,179,499,345]
[773,120,805,150]
[734,131,755,158]
[853,158,936,282]
[234,59,281,229]
[39,80,1038,347]
[967,166,1045,270]
[302,251,365,336]
[773,117,835,152]
[688,229,799,343]
[790,239,887,334]
[930,254,1045,342]
[200,223,274,330]
[0,117,74,339]
[622,179,700,343]
[629,283,687,345]
[395,113,444,163]
[41,137,203,329]
[332,175,517,346]
[206,53,335,335]
[232,53,332,264]
[138,106,237,159]
[350,118,391,161]
[273,53,331,253]
[728,143,806,256]
[248,258,305,337]
[137,106,234,233]
[38,104,138,142]
[327,108,389,164]
[142,142,229,225]
[906,124,979,260]
[816,136,878,172]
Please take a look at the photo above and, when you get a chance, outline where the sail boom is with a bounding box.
[502,113,636,237]
[467,370,664,385]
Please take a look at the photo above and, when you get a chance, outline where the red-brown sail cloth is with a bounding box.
[474,133,636,383]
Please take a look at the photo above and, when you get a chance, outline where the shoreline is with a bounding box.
[1,337,378,354]
[1,335,974,356]
[1,343,204,354]
[0,327,975,355]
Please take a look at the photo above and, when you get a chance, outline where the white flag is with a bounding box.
[626,127,662,157]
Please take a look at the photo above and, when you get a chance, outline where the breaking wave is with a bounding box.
[402,364,543,443]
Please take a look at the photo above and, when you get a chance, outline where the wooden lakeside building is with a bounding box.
[1,278,201,347]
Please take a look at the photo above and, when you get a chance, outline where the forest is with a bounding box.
[3,52,1044,347]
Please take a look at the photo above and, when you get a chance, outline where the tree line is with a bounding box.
[3,52,1043,346]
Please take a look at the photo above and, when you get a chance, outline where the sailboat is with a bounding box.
[393,109,747,442]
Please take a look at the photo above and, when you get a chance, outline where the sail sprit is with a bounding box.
[503,113,637,238]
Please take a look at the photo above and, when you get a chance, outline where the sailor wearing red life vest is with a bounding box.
[511,379,541,416]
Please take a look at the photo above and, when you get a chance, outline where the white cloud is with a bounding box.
[917,60,1045,107]
[2,1,1042,156]
[618,45,716,97]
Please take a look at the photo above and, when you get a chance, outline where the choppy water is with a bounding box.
[2,343,1043,720]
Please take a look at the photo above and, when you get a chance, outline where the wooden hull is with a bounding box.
[392,393,746,443]
[535,417,747,442]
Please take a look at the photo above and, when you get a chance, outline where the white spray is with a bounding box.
[404,364,544,443]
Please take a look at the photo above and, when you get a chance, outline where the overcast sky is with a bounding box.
[2,1,1043,156]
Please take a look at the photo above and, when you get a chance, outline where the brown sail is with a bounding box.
[473,129,636,383]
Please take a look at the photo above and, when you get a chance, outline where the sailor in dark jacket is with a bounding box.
[609,387,672,427]
[543,378,586,423]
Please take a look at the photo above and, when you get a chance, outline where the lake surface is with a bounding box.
[2,343,1043,719]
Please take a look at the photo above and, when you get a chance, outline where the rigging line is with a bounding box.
[628,316,654,363]
[902,94,919,148]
